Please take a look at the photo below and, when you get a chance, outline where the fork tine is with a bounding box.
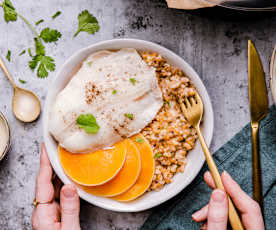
[179,100,186,111]
[184,97,191,108]
[189,97,196,106]
[195,93,202,105]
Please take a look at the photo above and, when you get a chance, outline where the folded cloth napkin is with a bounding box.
[141,105,276,230]
[166,0,217,10]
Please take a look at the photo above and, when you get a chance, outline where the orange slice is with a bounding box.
[113,134,155,202]
[58,141,126,186]
[82,139,141,197]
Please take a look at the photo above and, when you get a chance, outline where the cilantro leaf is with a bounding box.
[52,11,61,19]
[136,137,144,143]
[29,55,39,70]
[2,0,17,22]
[29,55,55,78]
[124,113,134,120]
[129,78,136,85]
[34,38,45,55]
[19,79,26,84]
[35,19,44,26]
[76,113,100,134]
[28,48,33,57]
[154,152,162,159]
[6,50,11,62]
[19,50,25,56]
[40,28,61,43]
[74,10,99,37]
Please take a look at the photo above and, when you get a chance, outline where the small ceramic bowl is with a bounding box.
[43,39,214,212]
[0,112,11,162]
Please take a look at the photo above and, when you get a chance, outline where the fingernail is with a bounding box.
[41,143,45,152]
[222,171,231,179]
[192,211,201,220]
[63,185,76,198]
[212,189,226,202]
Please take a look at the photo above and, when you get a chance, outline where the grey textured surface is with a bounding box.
[0,0,275,229]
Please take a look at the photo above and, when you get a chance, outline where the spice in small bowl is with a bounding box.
[0,112,10,161]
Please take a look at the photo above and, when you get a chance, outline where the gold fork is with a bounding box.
[179,93,244,230]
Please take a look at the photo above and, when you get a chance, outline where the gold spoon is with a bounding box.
[0,56,41,122]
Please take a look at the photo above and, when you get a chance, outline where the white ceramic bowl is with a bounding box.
[43,39,214,212]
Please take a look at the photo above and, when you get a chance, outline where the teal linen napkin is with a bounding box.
[141,105,276,230]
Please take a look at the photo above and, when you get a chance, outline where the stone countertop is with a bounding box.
[0,0,275,229]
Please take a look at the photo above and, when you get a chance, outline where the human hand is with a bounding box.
[32,143,81,230]
[192,171,265,230]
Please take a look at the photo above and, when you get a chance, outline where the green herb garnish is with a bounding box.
[40,28,61,43]
[35,19,44,26]
[112,90,117,95]
[154,152,162,159]
[19,79,26,84]
[6,50,11,62]
[1,0,17,22]
[136,138,144,143]
[124,113,133,120]
[28,48,33,57]
[74,10,100,37]
[163,100,170,106]
[52,11,61,19]
[87,61,92,67]
[0,1,61,78]
[19,50,26,56]
[129,78,136,85]
[29,38,55,78]
[76,113,100,134]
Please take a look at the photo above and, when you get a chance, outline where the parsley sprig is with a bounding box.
[0,0,61,78]
[74,10,99,37]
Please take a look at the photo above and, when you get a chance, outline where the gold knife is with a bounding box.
[248,40,268,213]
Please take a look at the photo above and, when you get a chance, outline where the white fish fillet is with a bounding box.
[49,48,163,153]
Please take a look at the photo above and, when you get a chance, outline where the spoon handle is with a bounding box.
[0,56,17,88]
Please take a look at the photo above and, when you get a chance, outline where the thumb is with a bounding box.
[60,184,81,230]
[207,189,228,230]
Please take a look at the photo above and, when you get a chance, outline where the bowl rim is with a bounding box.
[0,112,11,162]
[43,38,214,212]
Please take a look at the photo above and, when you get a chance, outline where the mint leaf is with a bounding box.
[6,50,11,62]
[52,11,61,19]
[19,50,25,56]
[76,113,100,134]
[129,78,136,85]
[2,0,17,22]
[35,19,44,26]
[124,113,133,120]
[74,10,99,37]
[40,28,61,43]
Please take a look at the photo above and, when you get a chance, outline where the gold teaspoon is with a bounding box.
[0,56,41,122]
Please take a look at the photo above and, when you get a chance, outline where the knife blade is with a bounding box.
[248,40,268,214]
